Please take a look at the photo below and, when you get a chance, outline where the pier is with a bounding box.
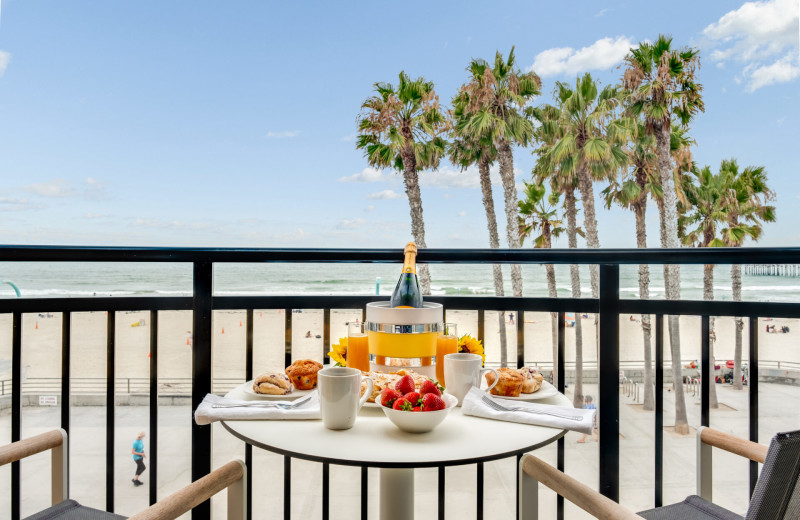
[744,264,800,277]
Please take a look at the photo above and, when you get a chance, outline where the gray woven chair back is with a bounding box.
[745,429,800,520]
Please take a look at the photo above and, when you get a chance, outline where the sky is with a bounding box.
[0,0,798,249]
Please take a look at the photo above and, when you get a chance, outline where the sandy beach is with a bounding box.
[2,308,798,384]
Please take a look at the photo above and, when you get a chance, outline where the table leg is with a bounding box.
[379,468,414,520]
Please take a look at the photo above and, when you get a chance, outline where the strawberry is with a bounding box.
[421,393,445,411]
[403,391,421,407]
[420,379,442,397]
[394,375,415,395]
[392,397,413,411]
[412,406,421,412]
[380,387,403,408]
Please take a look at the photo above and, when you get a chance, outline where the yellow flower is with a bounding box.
[458,334,485,365]
[329,337,347,366]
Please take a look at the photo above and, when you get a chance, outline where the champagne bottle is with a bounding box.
[390,242,423,308]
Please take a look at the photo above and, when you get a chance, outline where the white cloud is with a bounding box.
[339,167,391,183]
[336,218,366,230]
[341,133,357,142]
[0,197,42,212]
[367,189,403,200]
[24,179,76,198]
[530,36,635,77]
[457,211,467,217]
[703,0,799,91]
[84,212,109,219]
[0,51,10,76]
[421,164,520,189]
[595,8,609,17]
[747,54,800,91]
[364,205,375,213]
[265,130,301,138]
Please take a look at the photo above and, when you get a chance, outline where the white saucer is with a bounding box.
[480,380,560,400]
[242,381,314,400]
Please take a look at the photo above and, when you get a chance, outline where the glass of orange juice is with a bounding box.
[436,322,458,387]
[346,321,370,372]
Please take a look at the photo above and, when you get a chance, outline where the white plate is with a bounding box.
[480,380,560,400]
[242,381,314,400]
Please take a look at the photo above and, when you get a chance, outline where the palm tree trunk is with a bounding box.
[576,165,600,298]
[546,263,558,386]
[478,156,509,361]
[401,153,431,295]
[634,199,654,410]
[732,263,744,390]
[656,125,688,434]
[565,190,584,407]
[703,263,719,408]
[498,140,520,369]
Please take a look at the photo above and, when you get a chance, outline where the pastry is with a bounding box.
[252,371,292,395]
[485,367,525,397]
[360,369,428,402]
[518,367,544,393]
[285,359,323,390]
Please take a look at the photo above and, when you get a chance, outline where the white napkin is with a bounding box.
[194,392,321,425]
[461,387,596,435]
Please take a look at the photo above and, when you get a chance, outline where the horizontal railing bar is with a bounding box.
[618,299,800,318]
[3,295,799,318]
[1,245,800,264]
[0,297,193,314]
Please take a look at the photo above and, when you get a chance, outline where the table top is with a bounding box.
[221,385,572,468]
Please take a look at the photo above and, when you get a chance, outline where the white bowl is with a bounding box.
[380,393,458,433]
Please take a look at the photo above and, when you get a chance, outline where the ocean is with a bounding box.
[1,261,798,303]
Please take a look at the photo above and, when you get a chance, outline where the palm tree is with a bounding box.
[718,159,775,389]
[519,181,564,381]
[447,103,509,361]
[530,103,586,406]
[623,36,704,434]
[457,47,541,303]
[356,71,448,294]
[602,119,659,410]
[548,73,626,300]
[680,165,731,409]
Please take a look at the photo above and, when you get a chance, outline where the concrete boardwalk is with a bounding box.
[2,382,798,519]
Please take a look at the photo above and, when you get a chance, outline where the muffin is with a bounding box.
[285,359,323,390]
[518,367,544,394]
[253,371,292,395]
[485,367,525,397]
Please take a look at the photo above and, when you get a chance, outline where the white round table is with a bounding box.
[222,386,571,519]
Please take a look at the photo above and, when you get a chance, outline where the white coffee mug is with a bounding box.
[444,353,498,406]
[318,366,374,430]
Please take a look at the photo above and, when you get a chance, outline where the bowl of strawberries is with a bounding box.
[379,375,458,433]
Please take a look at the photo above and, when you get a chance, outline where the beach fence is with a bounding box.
[3,246,800,520]
[744,264,800,277]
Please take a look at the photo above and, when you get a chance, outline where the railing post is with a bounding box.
[598,264,620,502]
[192,261,213,519]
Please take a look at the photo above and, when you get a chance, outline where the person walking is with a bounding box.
[132,431,146,486]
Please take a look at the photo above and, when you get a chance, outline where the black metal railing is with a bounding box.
[2,246,800,520]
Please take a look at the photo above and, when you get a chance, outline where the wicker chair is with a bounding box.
[519,427,800,520]
[0,429,246,520]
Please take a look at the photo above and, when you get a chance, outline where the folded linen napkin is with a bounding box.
[194,392,321,425]
[461,387,596,435]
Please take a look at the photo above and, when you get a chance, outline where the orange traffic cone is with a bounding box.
[35,321,38,330]
[259,312,262,317]
[186,337,191,345]
[239,321,242,327]
[221,327,225,334]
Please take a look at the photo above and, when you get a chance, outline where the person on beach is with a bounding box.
[132,431,146,486]
[509,313,515,325]
[578,396,598,443]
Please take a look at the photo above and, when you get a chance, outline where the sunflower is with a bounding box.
[329,337,347,366]
[458,334,485,365]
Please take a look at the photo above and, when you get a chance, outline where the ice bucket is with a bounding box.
[365,301,443,378]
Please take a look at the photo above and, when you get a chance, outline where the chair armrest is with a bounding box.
[0,429,65,466]
[128,460,246,520]
[700,427,767,463]
[521,455,644,520]
[0,429,68,505]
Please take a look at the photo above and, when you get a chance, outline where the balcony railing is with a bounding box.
[2,245,800,520]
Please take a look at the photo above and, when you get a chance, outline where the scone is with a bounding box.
[253,371,292,395]
[485,367,525,397]
[518,367,544,393]
[285,359,323,390]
